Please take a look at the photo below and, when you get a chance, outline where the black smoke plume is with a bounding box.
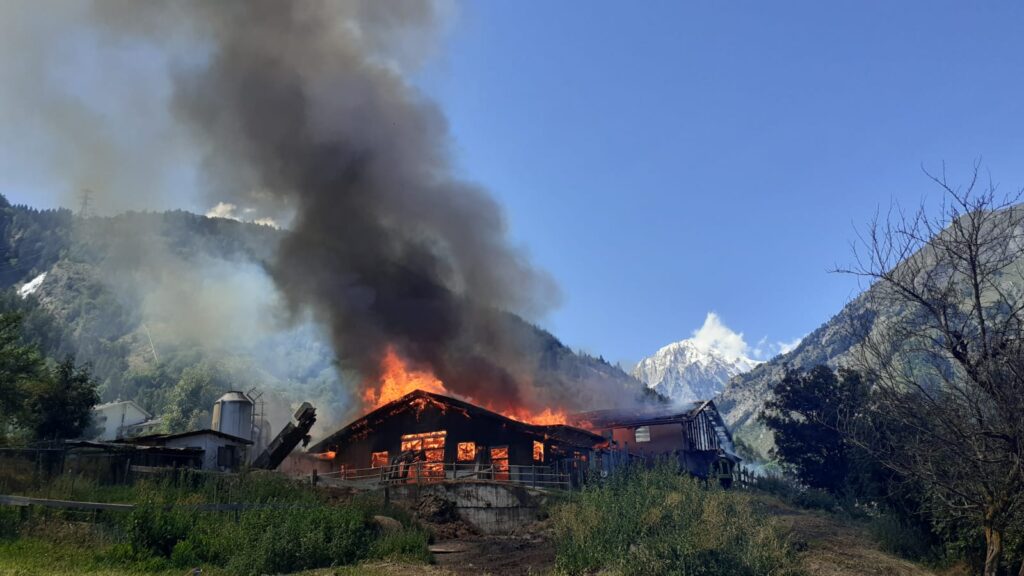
[96,1,560,411]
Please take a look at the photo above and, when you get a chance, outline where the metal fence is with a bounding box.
[316,461,572,490]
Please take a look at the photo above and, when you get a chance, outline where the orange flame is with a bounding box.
[502,407,569,426]
[363,347,447,408]
[364,346,568,425]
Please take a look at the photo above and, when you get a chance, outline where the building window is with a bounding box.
[457,442,476,462]
[401,430,446,452]
[425,445,445,478]
[634,426,651,443]
[371,451,389,468]
[490,446,510,481]
[533,441,544,463]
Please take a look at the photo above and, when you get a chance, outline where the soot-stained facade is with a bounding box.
[576,400,740,483]
[308,390,602,484]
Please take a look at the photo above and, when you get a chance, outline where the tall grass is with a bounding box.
[551,464,801,576]
[0,470,430,575]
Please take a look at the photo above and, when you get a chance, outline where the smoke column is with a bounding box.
[82,0,562,411]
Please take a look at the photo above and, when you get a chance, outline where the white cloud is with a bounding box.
[751,334,805,360]
[689,311,804,362]
[777,336,803,355]
[690,312,750,362]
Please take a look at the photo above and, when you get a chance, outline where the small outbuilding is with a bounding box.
[126,429,253,471]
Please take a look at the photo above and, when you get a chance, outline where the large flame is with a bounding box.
[364,346,568,425]
[363,347,447,408]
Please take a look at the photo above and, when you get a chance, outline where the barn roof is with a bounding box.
[572,400,716,429]
[124,428,254,446]
[309,390,603,453]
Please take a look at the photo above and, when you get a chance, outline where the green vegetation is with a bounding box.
[550,465,801,576]
[0,471,431,575]
[762,366,869,497]
[0,312,98,442]
[0,195,656,437]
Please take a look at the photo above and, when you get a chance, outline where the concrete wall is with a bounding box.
[390,481,548,535]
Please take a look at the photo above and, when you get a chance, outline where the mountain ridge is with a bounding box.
[0,196,654,435]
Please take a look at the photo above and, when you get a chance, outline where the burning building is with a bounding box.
[576,400,741,484]
[307,390,601,488]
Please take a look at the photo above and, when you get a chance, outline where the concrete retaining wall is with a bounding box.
[390,481,549,534]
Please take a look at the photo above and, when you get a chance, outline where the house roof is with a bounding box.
[571,400,715,430]
[64,440,205,454]
[126,428,254,446]
[92,399,153,420]
[310,389,603,453]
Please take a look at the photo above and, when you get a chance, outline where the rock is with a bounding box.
[415,493,458,523]
[373,515,403,532]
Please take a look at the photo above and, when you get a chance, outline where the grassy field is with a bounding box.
[0,466,947,576]
[0,470,433,576]
[548,466,803,576]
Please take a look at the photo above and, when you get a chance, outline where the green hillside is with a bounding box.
[0,196,652,436]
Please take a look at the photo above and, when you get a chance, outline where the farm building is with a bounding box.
[125,429,253,471]
[307,390,602,487]
[575,400,741,483]
[90,400,162,441]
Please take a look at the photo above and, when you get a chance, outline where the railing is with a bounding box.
[317,461,571,490]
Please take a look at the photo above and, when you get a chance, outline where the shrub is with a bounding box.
[170,539,200,568]
[122,500,192,557]
[793,488,839,512]
[870,513,940,562]
[370,527,432,563]
[0,508,21,540]
[551,465,800,576]
[224,506,376,574]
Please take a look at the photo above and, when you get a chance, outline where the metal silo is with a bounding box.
[212,391,254,441]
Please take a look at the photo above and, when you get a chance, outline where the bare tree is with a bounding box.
[838,163,1024,576]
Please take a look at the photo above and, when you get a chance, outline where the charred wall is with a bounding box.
[321,402,548,471]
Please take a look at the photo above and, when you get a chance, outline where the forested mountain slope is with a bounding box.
[0,196,649,436]
[715,291,878,458]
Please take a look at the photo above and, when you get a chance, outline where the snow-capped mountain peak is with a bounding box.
[632,337,759,405]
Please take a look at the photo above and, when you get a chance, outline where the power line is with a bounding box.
[78,188,93,218]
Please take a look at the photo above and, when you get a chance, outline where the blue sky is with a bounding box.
[6,1,1024,366]
[413,1,1024,364]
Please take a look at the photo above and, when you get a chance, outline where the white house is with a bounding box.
[91,400,153,441]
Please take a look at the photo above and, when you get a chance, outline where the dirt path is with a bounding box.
[398,497,939,576]
[430,534,556,576]
[759,497,938,576]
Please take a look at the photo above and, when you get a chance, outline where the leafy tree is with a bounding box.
[19,358,99,440]
[162,363,230,433]
[762,365,869,495]
[0,313,45,437]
